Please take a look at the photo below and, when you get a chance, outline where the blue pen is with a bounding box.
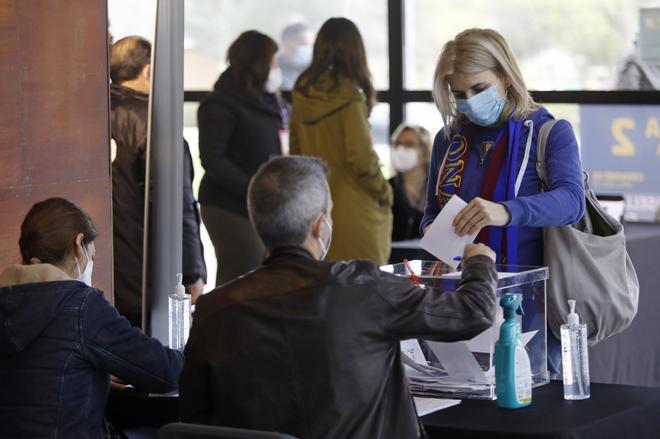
[453,256,462,262]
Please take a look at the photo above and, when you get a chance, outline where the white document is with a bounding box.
[426,341,488,383]
[400,339,426,364]
[413,397,461,416]
[420,195,478,269]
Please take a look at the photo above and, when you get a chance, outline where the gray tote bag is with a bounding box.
[536,120,639,346]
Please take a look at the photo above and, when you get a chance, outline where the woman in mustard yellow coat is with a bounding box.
[290,18,392,264]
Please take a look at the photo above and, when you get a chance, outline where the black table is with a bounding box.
[589,223,660,387]
[422,381,660,439]
[108,382,660,438]
[106,390,178,429]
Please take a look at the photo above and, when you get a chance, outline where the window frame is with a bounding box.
[183,0,660,135]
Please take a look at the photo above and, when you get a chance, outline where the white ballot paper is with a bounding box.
[413,397,461,416]
[420,195,478,269]
[426,341,488,383]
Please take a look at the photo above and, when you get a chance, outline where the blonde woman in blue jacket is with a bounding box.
[422,29,585,374]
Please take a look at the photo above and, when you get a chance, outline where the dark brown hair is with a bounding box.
[19,198,97,265]
[110,36,151,83]
[296,18,376,112]
[226,31,278,93]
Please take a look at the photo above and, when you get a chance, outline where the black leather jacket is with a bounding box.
[180,247,497,439]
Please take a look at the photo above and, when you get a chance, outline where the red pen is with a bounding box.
[403,259,419,286]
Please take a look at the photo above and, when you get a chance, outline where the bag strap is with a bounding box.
[535,119,559,189]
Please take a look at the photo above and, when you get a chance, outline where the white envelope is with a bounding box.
[420,195,478,268]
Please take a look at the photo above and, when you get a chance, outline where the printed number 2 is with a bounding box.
[612,118,635,157]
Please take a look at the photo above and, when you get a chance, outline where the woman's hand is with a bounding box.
[453,197,511,236]
[110,375,127,391]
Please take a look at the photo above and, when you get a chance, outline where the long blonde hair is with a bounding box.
[433,28,539,137]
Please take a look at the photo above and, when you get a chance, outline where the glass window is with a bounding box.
[404,0,653,91]
[370,103,392,178]
[108,0,156,42]
[183,102,218,291]
[185,0,388,91]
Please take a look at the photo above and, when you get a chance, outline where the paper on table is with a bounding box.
[414,397,461,416]
[401,339,426,364]
[426,340,488,383]
[420,195,478,269]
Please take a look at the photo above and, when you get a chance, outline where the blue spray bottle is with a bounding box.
[495,293,532,409]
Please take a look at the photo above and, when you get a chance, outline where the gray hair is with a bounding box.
[248,156,329,250]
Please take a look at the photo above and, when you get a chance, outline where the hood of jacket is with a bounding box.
[110,83,149,104]
[0,264,84,355]
[208,67,281,117]
[525,106,553,127]
[292,71,365,125]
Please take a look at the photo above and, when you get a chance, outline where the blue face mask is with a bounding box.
[456,83,507,127]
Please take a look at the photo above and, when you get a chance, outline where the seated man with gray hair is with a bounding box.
[179,156,498,439]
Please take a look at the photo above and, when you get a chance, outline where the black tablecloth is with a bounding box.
[422,381,660,439]
[589,223,660,387]
[106,390,178,429]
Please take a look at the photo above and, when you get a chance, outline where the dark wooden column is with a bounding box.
[0,0,113,298]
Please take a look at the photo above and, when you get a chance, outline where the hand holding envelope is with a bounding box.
[420,195,480,269]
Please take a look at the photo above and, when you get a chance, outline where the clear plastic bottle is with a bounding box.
[168,273,191,351]
[560,299,590,400]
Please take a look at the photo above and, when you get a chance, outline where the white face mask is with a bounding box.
[317,217,333,261]
[264,67,283,93]
[391,145,419,172]
[292,44,313,67]
[76,243,93,287]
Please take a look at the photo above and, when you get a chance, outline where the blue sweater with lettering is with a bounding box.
[421,107,585,266]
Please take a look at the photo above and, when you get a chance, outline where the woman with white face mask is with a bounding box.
[0,197,183,438]
[422,28,585,375]
[388,123,432,241]
[198,30,291,287]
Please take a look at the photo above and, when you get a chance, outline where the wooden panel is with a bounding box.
[0,0,112,298]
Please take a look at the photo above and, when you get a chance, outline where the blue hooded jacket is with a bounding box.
[0,264,183,438]
[421,107,585,267]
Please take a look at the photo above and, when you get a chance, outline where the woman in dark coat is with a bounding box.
[0,198,182,438]
[198,30,289,286]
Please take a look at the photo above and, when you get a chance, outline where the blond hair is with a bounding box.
[432,28,539,137]
[390,123,432,167]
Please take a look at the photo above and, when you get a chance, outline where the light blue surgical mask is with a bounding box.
[456,83,507,127]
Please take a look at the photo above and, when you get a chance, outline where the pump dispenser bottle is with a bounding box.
[495,293,532,409]
[560,300,590,400]
[168,273,191,351]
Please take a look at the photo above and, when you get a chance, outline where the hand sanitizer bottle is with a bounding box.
[168,273,190,351]
[561,299,590,400]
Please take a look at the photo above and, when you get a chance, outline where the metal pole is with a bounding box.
[147,0,184,342]
[388,0,405,135]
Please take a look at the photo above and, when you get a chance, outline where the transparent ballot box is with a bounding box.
[380,260,549,400]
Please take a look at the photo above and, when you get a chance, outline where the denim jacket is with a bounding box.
[0,264,183,438]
